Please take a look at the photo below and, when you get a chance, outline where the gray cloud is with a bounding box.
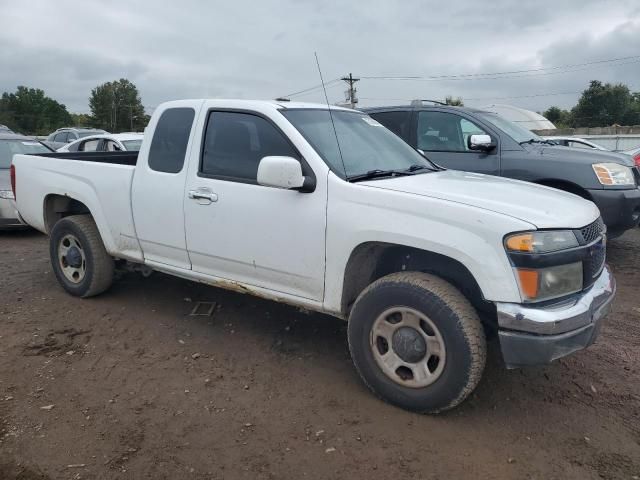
[0,0,638,115]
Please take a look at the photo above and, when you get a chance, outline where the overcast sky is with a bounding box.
[1,0,639,114]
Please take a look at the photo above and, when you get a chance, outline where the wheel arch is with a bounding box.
[43,194,91,234]
[533,179,592,201]
[341,242,493,320]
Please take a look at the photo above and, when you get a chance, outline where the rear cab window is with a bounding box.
[148,108,196,173]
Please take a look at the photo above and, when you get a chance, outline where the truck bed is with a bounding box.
[38,151,138,166]
[12,151,142,262]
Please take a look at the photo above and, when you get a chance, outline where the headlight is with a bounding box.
[0,190,15,200]
[515,262,583,302]
[505,230,578,253]
[592,163,635,186]
[505,230,584,302]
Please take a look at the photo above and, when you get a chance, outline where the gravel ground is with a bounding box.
[1,229,639,480]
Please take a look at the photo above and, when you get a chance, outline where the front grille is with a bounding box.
[576,217,605,245]
[583,239,606,288]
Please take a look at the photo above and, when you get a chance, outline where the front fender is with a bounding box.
[324,177,532,315]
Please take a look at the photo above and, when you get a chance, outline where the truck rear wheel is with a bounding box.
[348,272,486,413]
[49,215,114,298]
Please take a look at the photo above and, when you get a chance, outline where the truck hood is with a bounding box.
[360,170,600,229]
[526,143,635,167]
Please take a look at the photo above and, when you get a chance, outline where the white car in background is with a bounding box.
[543,136,609,151]
[57,133,144,153]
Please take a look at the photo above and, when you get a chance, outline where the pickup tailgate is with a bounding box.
[12,152,143,261]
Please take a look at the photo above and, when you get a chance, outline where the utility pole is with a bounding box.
[341,73,360,109]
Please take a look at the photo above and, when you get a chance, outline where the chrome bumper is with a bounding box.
[496,265,615,367]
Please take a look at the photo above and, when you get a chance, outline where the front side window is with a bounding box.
[200,111,297,182]
[148,108,195,173]
[417,111,489,152]
[282,109,435,179]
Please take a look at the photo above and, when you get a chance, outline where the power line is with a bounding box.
[360,91,581,103]
[359,55,640,81]
[282,78,342,98]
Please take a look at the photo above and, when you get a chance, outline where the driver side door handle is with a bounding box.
[188,189,218,204]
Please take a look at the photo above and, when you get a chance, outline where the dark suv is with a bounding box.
[363,103,640,237]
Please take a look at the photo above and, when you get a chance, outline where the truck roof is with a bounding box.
[159,99,357,112]
[361,105,492,114]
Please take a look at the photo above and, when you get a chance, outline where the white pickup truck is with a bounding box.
[11,99,615,413]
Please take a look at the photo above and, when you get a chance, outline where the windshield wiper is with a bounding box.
[405,164,436,172]
[347,169,414,183]
[519,138,556,146]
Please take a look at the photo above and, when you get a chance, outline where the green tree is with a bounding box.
[445,95,464,106]
[89,79,147,132]
[0,86,72,135]
[70,113,93,127]
[543,106,572,127]
[570,80,635,127]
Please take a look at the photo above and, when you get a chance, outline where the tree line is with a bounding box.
[543,80,640,128]
[1,78,639,135]
[0,79,149,135]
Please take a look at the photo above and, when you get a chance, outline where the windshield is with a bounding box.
[281,109,435,179]
[0,140,51,168]
[476,112,541,144]
[122,140,142,151]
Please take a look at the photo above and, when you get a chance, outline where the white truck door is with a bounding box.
[132,103,200,269]
[183,109,327,301]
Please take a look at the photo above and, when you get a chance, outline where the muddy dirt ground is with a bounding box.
[1,229,639,479]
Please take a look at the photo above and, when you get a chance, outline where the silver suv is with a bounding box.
[46,127,108,150]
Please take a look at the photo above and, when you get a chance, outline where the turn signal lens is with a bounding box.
[506,233,534,252]
[517,269,539,299]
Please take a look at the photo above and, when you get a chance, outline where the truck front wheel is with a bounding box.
[49,215,114,298]
[348,272,486,413]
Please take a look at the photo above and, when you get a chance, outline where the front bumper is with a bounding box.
[0,198,28,230]
[588,187,640,234]
[495,265,615,368]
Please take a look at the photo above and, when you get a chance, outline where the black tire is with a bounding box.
[348,271,486,413]
[49,215,114,298]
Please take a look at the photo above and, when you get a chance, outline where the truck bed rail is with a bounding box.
[37,151,138,166]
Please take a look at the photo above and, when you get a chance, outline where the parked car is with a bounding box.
[543,136,609,151]
[0,133,53,229]
[57,133,144,153]
[12,99,614,413]
[45,127,108,150]
[0,124,13,134]
[363,103,640,237]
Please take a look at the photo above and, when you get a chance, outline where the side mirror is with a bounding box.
[468,134,495,151]
[257,156,314,192]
